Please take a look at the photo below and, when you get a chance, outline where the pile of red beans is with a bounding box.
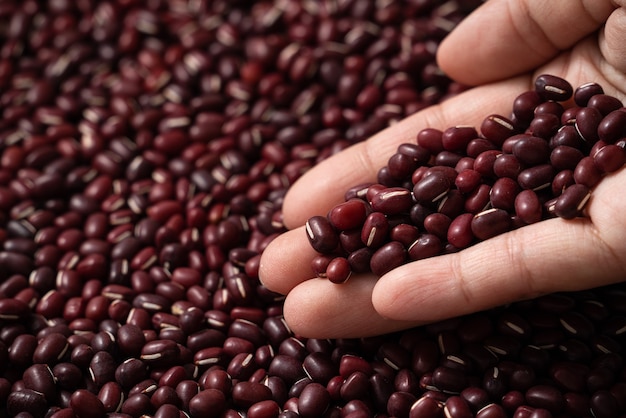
[1,1,626,418]
[305,75,626,282]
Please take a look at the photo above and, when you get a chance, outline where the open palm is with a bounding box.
[259,0,626,338]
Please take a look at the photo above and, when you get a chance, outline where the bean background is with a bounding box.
[0,1,625,418]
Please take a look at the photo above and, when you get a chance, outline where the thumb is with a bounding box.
[438,0,615,85]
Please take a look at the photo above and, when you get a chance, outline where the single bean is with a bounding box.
[370,241,406,276]
[575,106,603,143]
[554,184,591,219]
[305,216,339,253]
[70,389,106,418]
[534,74,573,101]
[593,144,626,173]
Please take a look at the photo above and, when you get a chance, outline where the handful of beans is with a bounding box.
[306,75,626,283]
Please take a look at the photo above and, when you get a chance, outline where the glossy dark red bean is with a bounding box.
[524,385,565,414]
[361,212,390,249]
[444,396,473,418]
[549,145,584,171]
[529,113,561,139]
[490,177,520,211]
[398,143,431,164]
[473,150,501,178]
[593,144,626,173]
[7,389,49,418]
[470,209,511,241]
[305,216,339,253]
[417,128,444,154]
[573,156,603,188]
[187,389,226,418]
[390,223,421,247]
[413,170,451,205]
[466,139,497,159]
[442,126,478,152]
[387,153,418,180]
[550,169,575,197]
[296,382,331,418]
[23,364,57,402]
[339,370,369,401]
[553,184,591,219]
[230,381,272,410]
[518,164,555,191]
[480,115,516,147]
[409,396,443,418]
[513,91,544,124]
[534,74,573,101]
[90,351,117,389]
[268,354,306,385]
[70,389,106,418]
[429,366,469,394]
[327,199,368,231]
[339,229,365,253]
[325,257,352,284]
[514,190,542,225]
[141,339,180,367]
[476,403,507,418]
[370,241,406,276]
[535,100,565,118]
[512,136,550,166]
[339,354,374,378]
[33,332,69,364]
[493,154,524,179]
[408,234,443,261]
[589,389,619,418]
[386,391,416,417]
[575,106,603,144]
[152,404,181,418]
[447,213,474,249]
[423,212,452,242]
[0,298,30,321]
[454,169,481,194]
[588,94,623,115]
[371,187,413,215]
[459,387,490,413]
[574,82,604,106]
[597,109,626,143]
[247,400,281,418]
[52,362,83,391]
[98,382,125,413]
[302,352,336,385]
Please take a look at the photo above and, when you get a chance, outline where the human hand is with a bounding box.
[259,0,626,338]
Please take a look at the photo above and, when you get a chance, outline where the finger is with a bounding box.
[282,77,531,229]
[600,3,626,74]
[258,226,317,295]
[372,180,626,322]
[437,0,616,86]
[282,275,422,338]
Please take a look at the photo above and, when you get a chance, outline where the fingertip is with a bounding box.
[600,7,626,74]
[438,0,614,86]
[371,256,456,322]
[281,279,329,337]
[282,276,421,338]
[258,227,318,295]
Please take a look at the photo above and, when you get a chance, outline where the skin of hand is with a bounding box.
[258,0,626,338]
